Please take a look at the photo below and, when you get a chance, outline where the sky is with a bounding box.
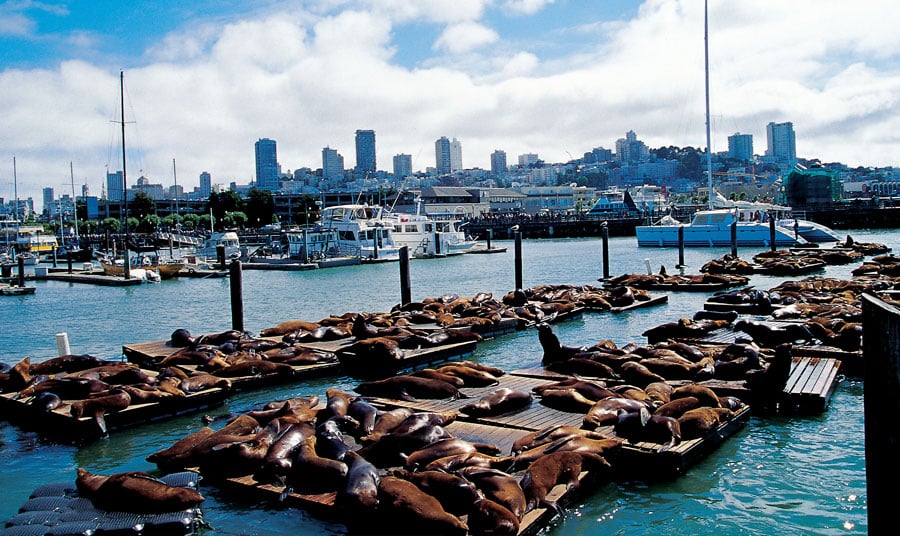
[1,0,899,203]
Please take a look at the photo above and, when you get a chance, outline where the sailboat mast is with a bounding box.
[70,161,79,244]
[172,158,179,218]
[120,70,130,278]
[704,0,714,210]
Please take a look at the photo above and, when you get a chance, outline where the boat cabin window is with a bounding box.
[339,230,355,241]
[405,225,419,233]
[424,223,434,233]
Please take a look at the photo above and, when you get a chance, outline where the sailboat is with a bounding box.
[635,2,814,248]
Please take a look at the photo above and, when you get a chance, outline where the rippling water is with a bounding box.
[2,231,889,534]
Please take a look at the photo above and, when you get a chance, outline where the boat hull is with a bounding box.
[636,223,805,247]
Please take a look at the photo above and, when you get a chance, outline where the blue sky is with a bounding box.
[1,1,898,202]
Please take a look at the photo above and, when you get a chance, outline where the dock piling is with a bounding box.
[55,332,70,357]
[17,256,25,287]
[230,260,244,332]
[216,244,226,269]
[677,225,686,267]
[399,246,411,306]
[66,251,73,274]
[769,215,777,251]
[731,221,738,257]
[862,294,900,533]
[514,231,523,290]
[601,222,610,280]
[644,258,652,275]
[487,228,493,250]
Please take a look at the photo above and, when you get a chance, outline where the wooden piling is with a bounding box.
[216,244,226,269]
[66,250,73,274]
[601,222,610,280]
[17,256,25,287]
[487,228,493,250]
[399,246,411,306]
[230,260,244,332]
[769,216,777,252]
[677,225,686,267]
[514,231,523,290]
[730,221,737,257]
[862,294,900,533]
[435,231,442,255]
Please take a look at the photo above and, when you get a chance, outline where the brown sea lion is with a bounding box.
[457,466,527,521]
[392,469,480,516]
[653,396,701,419]
[619,360,666,387]
[146,427,215,468]
[533,378,616,401]
[678,407,734,439]
[76,468,204,513]
[354,375,464,401]
[424,451,513,473]
[405,438,481,471]
[375,476,468,535]
[346,397,378,437]
[409,368,465,387]
[29,354,109,375]
[467,496,521,536]
[435,364,500,387]
[671,384,721,408]
[644,381,673,406]
[361,407,416,443]
[639,357,699,380]
[734,319,815,347]
[287,435,348,493]
[537,323,585,364]
[537,387,597,413]
[546,357,617,378]
[583,397,649,429]
[520,451,610,512]
[459,387,532,417]
[454,360,505,377]
[336,450,380,515]
[70,389,132,434]
[255,421,316,484]
[614,407,681,449]
[179,373,232,393]
[511,425,613,455]
[321,388,353,421]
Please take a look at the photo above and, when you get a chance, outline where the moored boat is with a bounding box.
[314,204,400,262]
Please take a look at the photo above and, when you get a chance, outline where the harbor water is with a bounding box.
[2,231,890,535]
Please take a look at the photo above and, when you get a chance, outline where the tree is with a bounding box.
[182,213,200,230]
[139,214,160,233]
[223,211,248,228]
[129,192,155,220]
[207,191,243,229]
[244,188,276,228]
[101,217,121,233]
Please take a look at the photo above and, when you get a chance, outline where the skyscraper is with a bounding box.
[727,132,754,161]
[322,147,345,180]
[765,122,796,162]
[449,137,462,172]
[106,171,124,202]
[255,138,280,190]
[355,129,376,174]
[490,150,507,177]
[393,154,412,179]
[435,136,451,174]
[199,171,212,198]
[42,187,54,215]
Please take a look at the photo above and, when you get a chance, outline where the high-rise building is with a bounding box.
[42,187,54,215]
[490,150,507,177]
[199,171,212,198]
[393,154,412,179]
[106,171,124,202]
[728,132,754,161]
[255,138,280,190]
[355,129,376,174]
[322,147,345,180]
[518,153,539,167]
[449,137,462,172]
[435,136,452,174]
[615,130,649,164]
[766,122,796,162]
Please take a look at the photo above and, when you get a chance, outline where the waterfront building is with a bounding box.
[199,171,211,198]
[355,129,376,174]
[766,122,796,162]
[728,132,754,161]
[322,146,345,180]
[449,137,462,172]
[393,154,412,179]
[435,137,452,174]
[255,138,280,191]
[615,130,649,164]
[491,150,507,177]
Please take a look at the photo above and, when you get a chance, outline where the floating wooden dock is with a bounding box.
[32,271,144,286]
[0,385,230,444]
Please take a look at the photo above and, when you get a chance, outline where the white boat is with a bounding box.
[714,197,841,243]
[383,203,477,258]
[314,204,400,262]
[196,231,242,260]
[636,4,811,249]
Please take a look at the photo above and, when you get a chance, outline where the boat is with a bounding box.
[15,225,58,261]
[635,3,811,249]
[196,231,242,260]
[712,196,841,243]
[313,204,401,262]
[382,201,477,257]
[100,254,180,281]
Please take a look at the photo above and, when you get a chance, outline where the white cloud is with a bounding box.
[434,21,499,54]
[0,12,36,36]
[502,0,555,15]
[2,0,900,202]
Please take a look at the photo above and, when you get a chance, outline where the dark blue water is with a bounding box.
[2,232,886,535]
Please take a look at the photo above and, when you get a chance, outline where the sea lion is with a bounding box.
[638,357,699,380]
[361,407,416,443]
[409,368,465,387]
[346,397,379,437]
[435,364,500,387]
[75,468,204,513]
[258,319,322,337]
[29,354,109,375]
[467,496,521,536]
[533,378,616,401]
[154,415,260,470]
[255,421,315,484]
[179,373,232,393]
[405,438,482,471]
[583,397,649,429]
[28,391,64,412]
[375,476,468,535]
[734,319,815,347]
[354,375,464,401]
[537,323,585,364]
[644,381,673,406]
[70,389,132,434]
[391,469,480,516]
[287,435,349,493]
[614,407,681,449]
[169,328,195,348]
[546,357,617,378]
[537,387,597,413]
[456,466,527,521]
[336,450,380,515]
[678,407,734,439]
[744,343,793,408]
[692,310,738,323]
[147,427,216,468]
[511,425,613,455]
[510,434,621,471]
[653,396,701,419]
[454,360,505,377]
[520,451,610,512]
[619,361,666,387]
[424,451,514,473]
[321,388,353,421]
[671,384,721,408]
[459,388,532,417]
[315,418,351,461]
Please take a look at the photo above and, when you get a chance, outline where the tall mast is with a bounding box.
[704,0,713,210]
[70,161,79,243]
[120,70,130,278]
[13,157,19,245]
[172,158,179,218]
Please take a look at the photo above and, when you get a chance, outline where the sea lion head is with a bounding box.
[170,329,195,347]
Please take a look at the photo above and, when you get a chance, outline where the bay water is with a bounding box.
[2,230,889,535]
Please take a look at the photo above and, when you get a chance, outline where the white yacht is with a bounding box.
[383,204,477,258]
[314,204,400,262]
[196,231,241,260]
[637,209,807,247]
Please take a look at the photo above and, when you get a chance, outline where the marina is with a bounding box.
[0,232,888,534]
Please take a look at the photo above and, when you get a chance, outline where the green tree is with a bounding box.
[129,192,156,220]
[223,211,248,228]
[101,217,121,233]
[244,188,276,228]
[207,191,243,229]
[139,214,161,233]
[182,213,200,230]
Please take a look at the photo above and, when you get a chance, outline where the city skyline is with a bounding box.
[2,1,898,202]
